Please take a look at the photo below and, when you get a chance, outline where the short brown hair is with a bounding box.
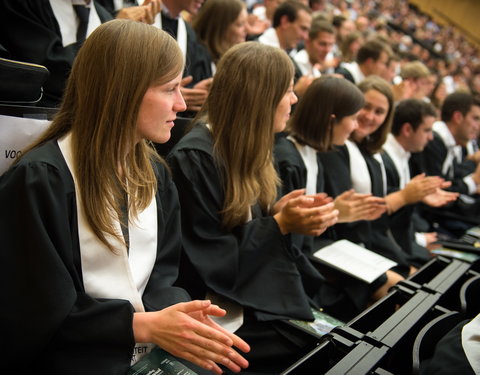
[357,39,393,65]
[288,75,364,151]
[273,0,312,28]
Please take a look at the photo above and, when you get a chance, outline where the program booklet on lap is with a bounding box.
[128,347,198,375]
[286,308,344,339]
[311,239,397,283]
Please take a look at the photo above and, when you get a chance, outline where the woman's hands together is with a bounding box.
[133,300,250,374]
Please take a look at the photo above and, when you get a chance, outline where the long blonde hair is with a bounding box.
[21,20,184,250]
[202,42,294,229]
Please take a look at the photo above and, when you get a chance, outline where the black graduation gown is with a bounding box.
[273,134,385,313]
[419,132,476,194]
[319,145,411,276]
[420,320,476,375]
[0,0,113,107]
[413,132,480,230]
[0,140,190,374]
[381,151,430,267]
[168,125,371,323]
[274,133,340,253]
[274,132,318,255]
[168,125,314,321]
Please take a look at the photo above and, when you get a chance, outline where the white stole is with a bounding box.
[345,139,372,194]
[462,313,480,374]
[287,136,318,195]
[373,153,388,197]
[57,133,157,363]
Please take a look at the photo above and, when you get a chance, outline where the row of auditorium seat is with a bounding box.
[282,255,480,374]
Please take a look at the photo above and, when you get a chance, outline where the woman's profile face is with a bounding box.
[225,8,248,47]
[136,72,186,144]
[353,89,389,142]
[273,82,297,133]
[332,111,359,145]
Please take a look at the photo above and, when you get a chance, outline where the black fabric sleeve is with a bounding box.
[143,163,191,311]
[0,155,134,373]
[168,147,314,321]
[421,134,470,194]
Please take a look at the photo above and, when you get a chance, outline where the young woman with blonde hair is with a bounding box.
[0,19,249,374]
[167,42,370,374]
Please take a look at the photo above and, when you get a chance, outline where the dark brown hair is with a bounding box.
[288,75,364,151]
[356,75,394,154]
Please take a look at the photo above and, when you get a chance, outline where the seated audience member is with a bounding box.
[258,0,311,56]
[413,92,480,235]
[192,0,247,70]
[275,76,387,250]
[274,75,402,303]
[339,30,364,63]
[420,313,479,375]
[320,76,441,275]
[96,0,161,23]
[0,0,113,107]
[392,61,433,102]
[430,77,448,115]
[258,0,313,96]
[381,98,457,267]
[470,67,480,97]
[160,0,213,114]
[331,14,356,52]
[293,20,336,79]
[0,20,250,375]
[382,54,401,85]
[335,38,393,84]
[167,42,392,374]
[309,0,330,13]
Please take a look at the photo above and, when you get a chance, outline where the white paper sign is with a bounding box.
[0,114,50,175]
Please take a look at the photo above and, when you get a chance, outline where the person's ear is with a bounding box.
[279,14,290,28]
[402,122,413,137]
[452,110,464,125]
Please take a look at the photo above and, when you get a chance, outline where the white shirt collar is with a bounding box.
[287,136,319,195]
[258,27,281,48]
[50,0,101,46]
[345,139,372,194]
[433,120,456,148]
[383,133,411,188]
[341,61,365,84]
[258,28,298,57]
[293,49,321,78]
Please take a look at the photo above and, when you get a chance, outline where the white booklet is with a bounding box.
[312,239,397,283]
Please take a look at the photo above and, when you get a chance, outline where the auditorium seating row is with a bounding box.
[282,255,480,374]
